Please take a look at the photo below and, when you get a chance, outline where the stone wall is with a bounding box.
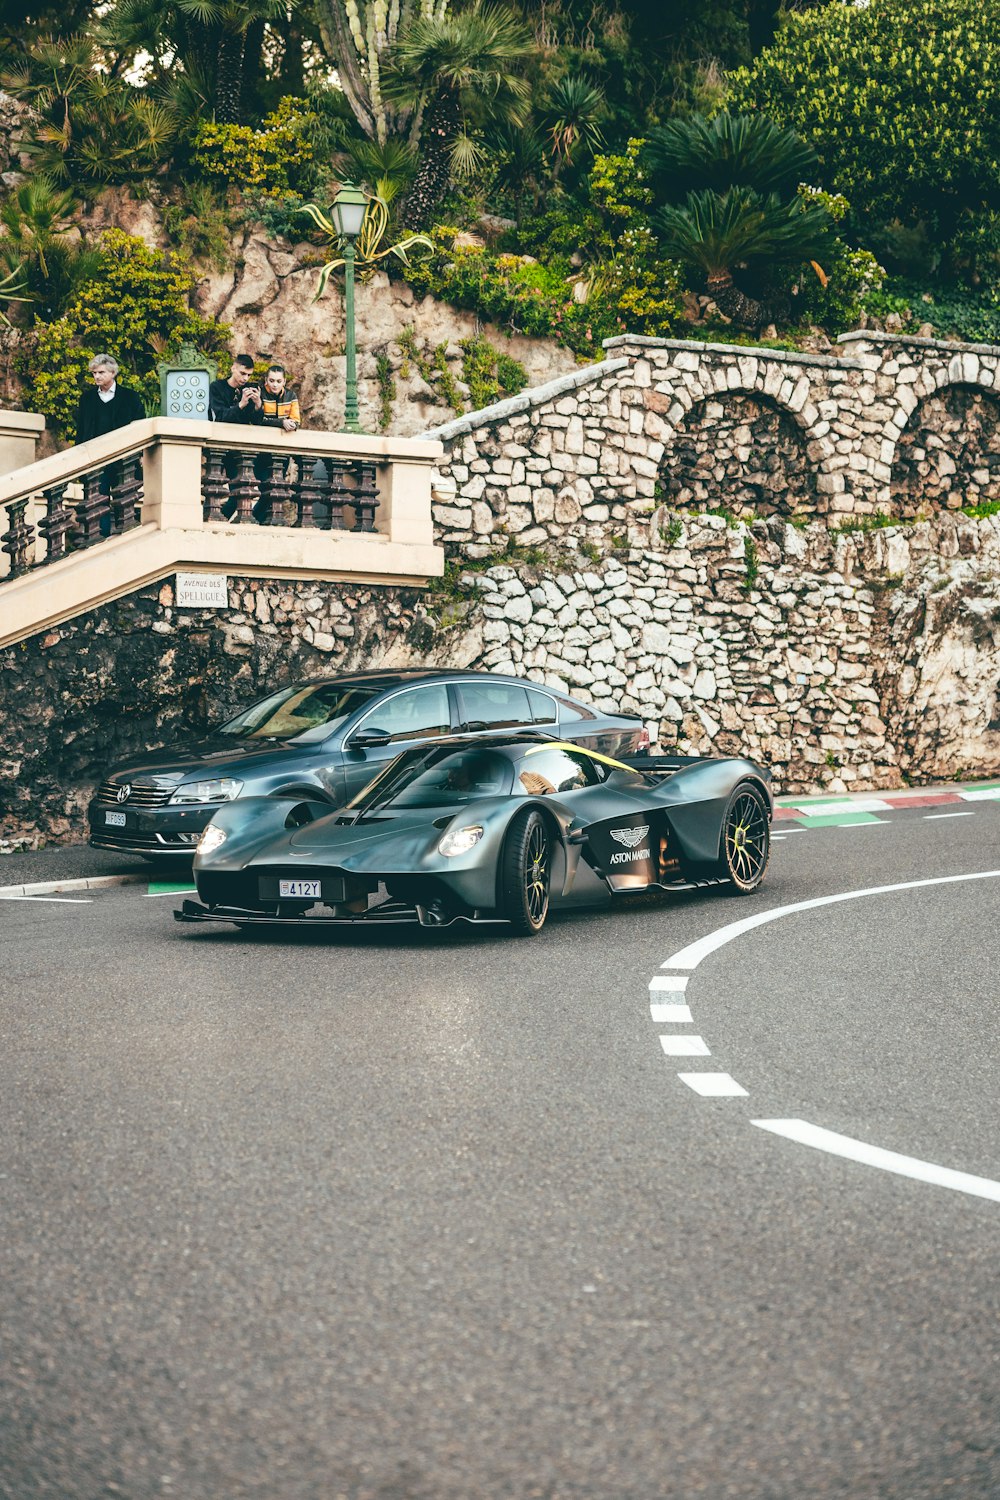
[426,332,1000,542]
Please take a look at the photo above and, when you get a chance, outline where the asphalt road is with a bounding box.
[1,803,999,1499]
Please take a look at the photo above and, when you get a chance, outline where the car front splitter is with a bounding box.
[173,898,505,929]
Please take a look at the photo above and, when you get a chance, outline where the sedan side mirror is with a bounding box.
[346,727,392,750]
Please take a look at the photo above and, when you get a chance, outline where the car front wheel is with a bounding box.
[499,809,551,934]
[717,783,770,894]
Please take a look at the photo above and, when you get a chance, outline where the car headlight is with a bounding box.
[438,824,484,857]
[169,778,243,804]
[197,824,228,855]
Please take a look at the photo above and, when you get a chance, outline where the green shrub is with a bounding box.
[729,0,1000,260]
[191,97,319,197]
[460,335,528,409]
[24,229,231,439]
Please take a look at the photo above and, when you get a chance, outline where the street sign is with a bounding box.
[175,572,229,609]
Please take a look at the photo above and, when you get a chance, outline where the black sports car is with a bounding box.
[89,669,646,860]
[176,736,773,936]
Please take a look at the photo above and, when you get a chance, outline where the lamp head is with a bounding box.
[331,184,368,241]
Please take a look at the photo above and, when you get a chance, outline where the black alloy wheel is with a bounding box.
[500,809,551,934]
[718,783,770,894]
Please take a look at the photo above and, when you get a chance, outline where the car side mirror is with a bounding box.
[346,727,392,750]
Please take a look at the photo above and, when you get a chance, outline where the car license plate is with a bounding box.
[278,879,321,899]
[104,811,127,827]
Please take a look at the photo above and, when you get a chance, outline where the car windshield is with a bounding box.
[349,746,514,811]
[215,683,384,742]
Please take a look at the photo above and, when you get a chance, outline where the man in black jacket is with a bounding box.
[208,353,264,426]
[75,354,145,444]
[75,354,146,536]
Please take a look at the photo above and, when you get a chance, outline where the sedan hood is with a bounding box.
[105,735,312,782]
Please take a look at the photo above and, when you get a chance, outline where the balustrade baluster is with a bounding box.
[73,470,111,547]
[267,453,292,526]
[327,459,352,531]
[202,449,229,522]
[353,461,380,532]
[228,451,259,524]
[110,453,143,533]
[1,498,36,578]
[37,483,74,563]
[294,458,323,528]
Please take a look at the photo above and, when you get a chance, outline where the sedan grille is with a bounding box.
[95,778,175,807]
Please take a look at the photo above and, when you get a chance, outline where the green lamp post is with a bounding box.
[331,183,368,434]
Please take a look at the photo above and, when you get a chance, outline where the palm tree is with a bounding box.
[384,2,532,226]
[97,0,286,124]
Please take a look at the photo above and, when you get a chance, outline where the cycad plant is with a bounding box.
[645,112,834,329]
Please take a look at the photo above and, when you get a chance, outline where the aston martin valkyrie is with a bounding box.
[175,736,773,937]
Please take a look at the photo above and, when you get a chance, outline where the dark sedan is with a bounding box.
[88,669,648,860]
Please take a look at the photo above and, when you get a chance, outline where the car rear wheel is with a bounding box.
[499,809,551,935]
[717,783,770,894]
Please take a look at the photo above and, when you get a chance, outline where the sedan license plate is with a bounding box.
[104,811,127,827]
[278,878,321,900]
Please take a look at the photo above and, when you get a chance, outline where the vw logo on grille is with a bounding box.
[116,784,132,803]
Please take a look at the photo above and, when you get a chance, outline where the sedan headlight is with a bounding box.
[197,824,228,855]
[438,824,484,857]
[169,778,244,805]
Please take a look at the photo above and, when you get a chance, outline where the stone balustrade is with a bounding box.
[0,417,444,647]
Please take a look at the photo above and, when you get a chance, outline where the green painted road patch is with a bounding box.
[147,880,197,894]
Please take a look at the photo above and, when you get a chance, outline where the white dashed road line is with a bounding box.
[924,811,975,820]
[650,867,1000,1200]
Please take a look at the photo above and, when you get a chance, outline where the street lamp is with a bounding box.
[331,183,368,434]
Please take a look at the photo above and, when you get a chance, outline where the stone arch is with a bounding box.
[890,381,1000,518]
[658,388,818,518]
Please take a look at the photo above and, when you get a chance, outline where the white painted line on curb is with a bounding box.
[837,821,887,828]
[924,811,975,820]
[752,1119,1000,1204]
[660,1035,710,1057]
[786,798,894,814]
[650,1003,693,1024]
[958,788,1000,801]
[678,1073,748,1098]
[0,895,93,903]
[659,869,1000,970]
[0,874,146,899]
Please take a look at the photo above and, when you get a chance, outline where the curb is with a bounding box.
[0,873,148,899]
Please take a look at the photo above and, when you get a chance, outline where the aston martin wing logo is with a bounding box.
[610,825,649,848]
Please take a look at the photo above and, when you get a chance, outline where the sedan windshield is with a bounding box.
[348,746,514,811]
[215,683,383,742]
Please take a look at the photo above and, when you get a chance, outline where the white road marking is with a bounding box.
[650,1003,693,1023]
[678,1073,748,1098]
[924,811,975,820]
[786,798,894,814]
[143,889,197,898]
[837,820,887,827]
[660,1035,710,1056]
[659,868,1000,970]
[958,788,1000,801]
[753,1119,1000,1204]
[650,974,689,990]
